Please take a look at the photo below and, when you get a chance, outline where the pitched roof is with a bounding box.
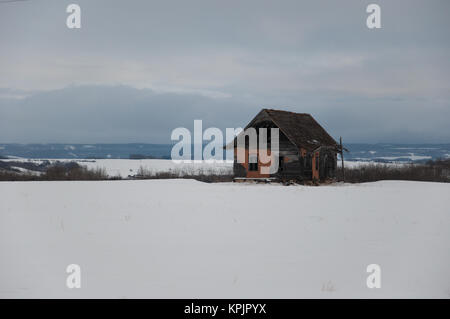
[252,109,338,151]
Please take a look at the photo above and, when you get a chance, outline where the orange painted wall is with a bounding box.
[234,147,271,178]
[312,151,320,180]
[300,148,318,181]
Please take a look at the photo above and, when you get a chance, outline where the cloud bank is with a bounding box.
[0,0,449,143]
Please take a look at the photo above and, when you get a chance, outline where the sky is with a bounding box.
[0,0,449,143]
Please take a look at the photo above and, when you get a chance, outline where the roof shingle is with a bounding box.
[261,109,338,151]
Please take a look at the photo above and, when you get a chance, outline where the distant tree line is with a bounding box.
[1,158,449,183]
[337,159,450,183]
[0,161,111,181]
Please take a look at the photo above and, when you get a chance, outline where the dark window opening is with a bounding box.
[279,156,284,172]
[248,154,258,171]
[305,154,312,169]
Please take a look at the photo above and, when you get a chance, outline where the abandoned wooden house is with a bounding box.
[230,109,340,182]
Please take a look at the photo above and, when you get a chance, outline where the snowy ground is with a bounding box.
[1,179,449,298]
[79,159,233,177]
[337,160,408,169]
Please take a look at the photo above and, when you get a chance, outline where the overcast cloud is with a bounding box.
[0,0,449,143]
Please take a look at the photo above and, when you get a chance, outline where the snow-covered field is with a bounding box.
[80,159,233,177]
[1,179,449,298]
[337,160,408,169]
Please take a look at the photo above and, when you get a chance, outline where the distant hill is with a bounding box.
[0,143,449,162]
